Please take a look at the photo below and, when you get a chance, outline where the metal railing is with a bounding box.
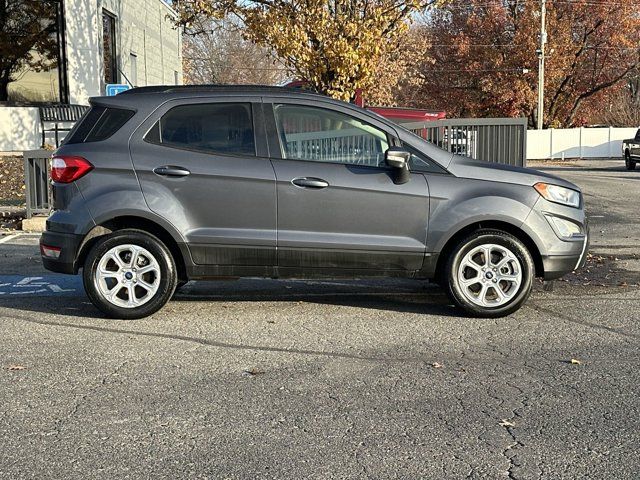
[398,118,528,167]
[284,128,386,167]
[23,149,52,219]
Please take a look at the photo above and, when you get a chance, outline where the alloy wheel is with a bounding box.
[457,243,523,308]
[95,244,161,308]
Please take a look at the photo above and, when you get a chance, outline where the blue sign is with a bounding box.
[105,83,130,96]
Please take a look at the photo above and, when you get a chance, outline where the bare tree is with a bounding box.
[599,82,640,127]
[183,18,290,86]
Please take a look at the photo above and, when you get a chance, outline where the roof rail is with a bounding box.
[118,84,322,96]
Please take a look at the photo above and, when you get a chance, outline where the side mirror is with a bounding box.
[385,147,411,185]
[385,147,411,169]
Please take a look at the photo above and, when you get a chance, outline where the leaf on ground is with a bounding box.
[499,420,515,427]
[7,364,26,371]
[242,367,265,377]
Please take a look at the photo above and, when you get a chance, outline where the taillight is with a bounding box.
[50,155,93,183]
[40,244,61,259]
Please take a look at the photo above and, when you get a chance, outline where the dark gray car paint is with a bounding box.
[44,86,588,281]
[128,96,278,267]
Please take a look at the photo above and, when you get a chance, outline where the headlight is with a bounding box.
[548,216,582,239]
[534,183,581,208]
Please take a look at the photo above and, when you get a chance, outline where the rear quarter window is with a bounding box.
[144,103,255,156]
[64,106,135,144]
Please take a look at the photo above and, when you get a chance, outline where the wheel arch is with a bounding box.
[434,220,544,280]
[76,215,189,281]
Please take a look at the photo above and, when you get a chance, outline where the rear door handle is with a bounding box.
[153,165,191,177]
[291,177,329,189]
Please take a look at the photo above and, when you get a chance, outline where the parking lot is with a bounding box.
[0,159,638,479]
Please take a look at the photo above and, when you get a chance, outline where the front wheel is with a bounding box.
[83,229,177,319]
[445,230,534,318]
[625,151,636,170]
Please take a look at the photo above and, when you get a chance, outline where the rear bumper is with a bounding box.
[40,230,83,274]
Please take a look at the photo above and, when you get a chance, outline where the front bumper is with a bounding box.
[523,197,589,280]
[40,230,83,274]
[542,232,589,280]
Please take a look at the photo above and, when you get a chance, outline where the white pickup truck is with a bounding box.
[622,128,640,170]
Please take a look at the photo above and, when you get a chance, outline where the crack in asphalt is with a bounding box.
[526,302,640,341]
[0,310,438,364]
[46,360,128,438]
[501,382,527,480]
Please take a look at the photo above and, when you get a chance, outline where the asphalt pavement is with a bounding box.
[0,159,638,479]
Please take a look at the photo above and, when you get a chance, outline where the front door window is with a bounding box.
[273,104,389,167]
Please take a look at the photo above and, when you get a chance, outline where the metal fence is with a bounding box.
[284,128,386,167]
[398,118,528,167]
[23,149,52,219]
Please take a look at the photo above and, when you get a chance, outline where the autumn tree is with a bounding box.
[183,17,290,86]
[401,0,640,127]
[175,0,442,101]
[587,74,640,128]
[0,0,59,101]
[366,25,431,107]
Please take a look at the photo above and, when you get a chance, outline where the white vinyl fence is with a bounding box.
[527,127,637,161]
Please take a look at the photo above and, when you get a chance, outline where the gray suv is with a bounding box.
[40,86,588,319]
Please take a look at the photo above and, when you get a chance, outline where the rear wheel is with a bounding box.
[445,229,534,318]
[625,151,636,170]
[83,229,177,319]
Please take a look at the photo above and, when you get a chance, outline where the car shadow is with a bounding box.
[0,282,462,364]
[0,279,459,319]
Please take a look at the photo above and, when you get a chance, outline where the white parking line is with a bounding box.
[0,233,22,244]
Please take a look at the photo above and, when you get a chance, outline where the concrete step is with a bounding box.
[21,216,46,233]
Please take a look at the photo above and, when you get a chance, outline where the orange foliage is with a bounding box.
[404,0,640,127]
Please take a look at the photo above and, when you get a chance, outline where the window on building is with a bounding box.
[274,104,389,167]
[130,53,138,87]
[102,10,118,85]
[145,103,255,156]
[1,0,68,103]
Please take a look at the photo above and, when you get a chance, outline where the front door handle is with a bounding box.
[153,166,191,177]
[291,177,329,189]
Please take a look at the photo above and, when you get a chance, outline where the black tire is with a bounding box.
[83,229,177,319]
[444,229,534,318]
[625,151,636,170]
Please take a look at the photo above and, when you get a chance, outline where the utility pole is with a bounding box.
[537,0,547,130]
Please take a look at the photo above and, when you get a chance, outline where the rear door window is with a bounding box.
[145,103,256,156]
